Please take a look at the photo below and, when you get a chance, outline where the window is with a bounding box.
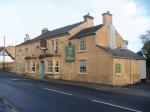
[115,63,121,73]
[47,60,53,73]
[79,38,86,51]
[79,60,86,73]
[26,62,30,72]
[16,63,19,70]
[55,39,59,53]
[31,47,34,56]
[40,40,47,48]
[52,39,59,54]
[55,61,60,73]
[32,62,36,72]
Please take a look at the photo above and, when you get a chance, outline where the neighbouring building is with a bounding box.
[15,11,146,86]
[0,46,15,71]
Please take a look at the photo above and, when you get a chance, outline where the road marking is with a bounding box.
[92,100,142,112]
[0,97,19,112]
[94,88,103,91]
[19,82,33,86]
[11,78,20,81]
[44,88,72,96]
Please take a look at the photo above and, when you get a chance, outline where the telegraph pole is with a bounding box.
[3,36,5,70]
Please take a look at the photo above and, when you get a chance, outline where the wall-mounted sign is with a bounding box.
[115,63,121,73]
[65,45,75,62]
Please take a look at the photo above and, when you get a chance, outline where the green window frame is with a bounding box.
[115,63,121,73]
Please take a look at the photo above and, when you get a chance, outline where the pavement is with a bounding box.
[0,72,150,112]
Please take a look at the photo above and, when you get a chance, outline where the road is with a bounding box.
[0,72,150,112]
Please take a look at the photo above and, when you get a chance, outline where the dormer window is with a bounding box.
[79,38,86,51]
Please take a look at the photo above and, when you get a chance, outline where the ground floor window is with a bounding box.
[16,63,20,70]
[79,60,86,73]
[26,62,30,72]
[32,62,36,72]
[47,60,53,73]
[55,61,60,73]
[46,60,60,73]
[115,63,121,73]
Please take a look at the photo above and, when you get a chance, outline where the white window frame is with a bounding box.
[79,60,86,74]
[51,39,59,54]
[47,60,53,73]
[79,38,86,51]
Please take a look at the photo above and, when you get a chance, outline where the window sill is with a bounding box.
[46,72,61,75]
[78,73,86,75]
[29,72,36,74]
[115,73,121,76]
[77,50,86,53]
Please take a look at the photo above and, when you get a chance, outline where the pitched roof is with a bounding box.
[17,21,84,46]
[72,24,103,39]
[97,45,144,60]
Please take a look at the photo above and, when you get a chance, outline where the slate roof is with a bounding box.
[72,24,103,39]
[97,45,144,60]
[17,21,84,46]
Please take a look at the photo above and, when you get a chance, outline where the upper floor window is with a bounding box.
[52,39,59,54]
[79,38,86,51]
[40,40,47,49]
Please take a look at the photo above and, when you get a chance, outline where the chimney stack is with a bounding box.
[24,34,30,42]
[102,11,112,25]
[83,13,94,27]
[42,28,49,34]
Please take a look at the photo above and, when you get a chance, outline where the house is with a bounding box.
[15,11,146,86]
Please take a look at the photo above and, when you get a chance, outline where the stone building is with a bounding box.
[15,11,146,86]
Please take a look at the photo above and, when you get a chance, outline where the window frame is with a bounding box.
[47,60,53,73]
[79,38,86,51]
[51,39,59,54]
[79,60,86,74]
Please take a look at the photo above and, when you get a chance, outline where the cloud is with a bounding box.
[85,0,150,51]
[0,0,150,52]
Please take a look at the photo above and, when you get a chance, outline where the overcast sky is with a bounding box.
[0,0,150,52]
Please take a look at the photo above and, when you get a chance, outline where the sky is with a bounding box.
[0,0,150,53]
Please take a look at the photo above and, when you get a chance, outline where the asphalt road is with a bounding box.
[0,73,150,112]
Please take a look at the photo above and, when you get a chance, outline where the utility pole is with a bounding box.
[3,36,5,70]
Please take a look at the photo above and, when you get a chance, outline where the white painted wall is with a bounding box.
[108,24,116,49]
[140,60,146,79]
